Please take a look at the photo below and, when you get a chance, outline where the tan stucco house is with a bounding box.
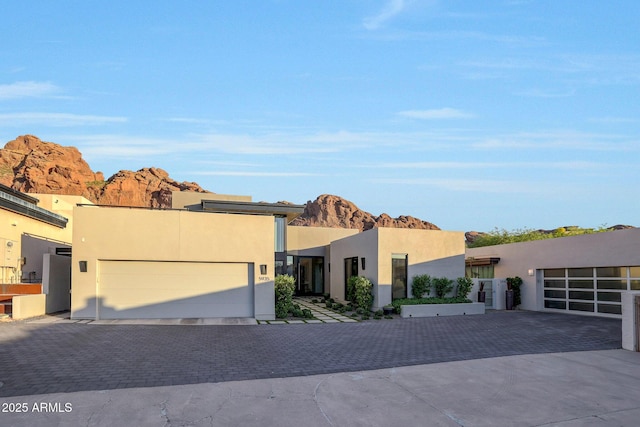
[466,228,640,318]
[70,191,467,320]
[0,184,90,318]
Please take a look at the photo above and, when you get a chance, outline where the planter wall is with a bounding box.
[400,302,485,318]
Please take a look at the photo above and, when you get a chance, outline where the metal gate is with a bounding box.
[636,295,640,352]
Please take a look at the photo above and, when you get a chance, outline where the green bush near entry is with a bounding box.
[274,274,295,319]
[456,277,473,299]
[432,277,454,298]
[352,276,374,311]
[411,274,432,298]
[346,276,358,303]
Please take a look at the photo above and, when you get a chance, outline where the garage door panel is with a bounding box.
[98,261,253,319]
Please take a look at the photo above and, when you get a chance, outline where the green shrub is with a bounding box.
[325,301,333,308]
[302,308,313,319]
[346,276,358,303]
[353,276,374,311]
[411,274,431,298]
[311,298,319,303]
[374,309,384,316]
[290,307,304,317]
[274,274,295,318]
[361,315,370,320]
[433,277,454,298]
[456,277,473,299]
[384,315,394,319]
[507,276,523,307]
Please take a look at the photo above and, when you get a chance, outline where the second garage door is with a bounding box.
[98,261,253,319]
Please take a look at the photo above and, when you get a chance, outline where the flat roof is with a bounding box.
[201,199,305,223]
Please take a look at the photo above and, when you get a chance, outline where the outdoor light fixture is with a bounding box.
[79,261,87,272]
[361,257,366,270]
[260,264,267,275]
[528,269,534,276]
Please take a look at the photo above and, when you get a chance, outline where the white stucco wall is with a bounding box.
[329,228,466,309]
[466,228,640,312]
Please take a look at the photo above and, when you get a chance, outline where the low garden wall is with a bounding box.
[400,302,485,318]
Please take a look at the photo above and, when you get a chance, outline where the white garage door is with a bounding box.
[98,261,253,319]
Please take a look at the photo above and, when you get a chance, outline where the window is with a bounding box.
[392,254,407,300]
[274,217,286,253]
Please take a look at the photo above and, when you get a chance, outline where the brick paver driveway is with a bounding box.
[0,311,620,397]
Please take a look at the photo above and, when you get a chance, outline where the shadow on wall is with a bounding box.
[73,285,257,320]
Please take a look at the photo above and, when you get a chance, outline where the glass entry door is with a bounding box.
[296,256,324,295]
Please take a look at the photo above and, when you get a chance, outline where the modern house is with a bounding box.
[70,192,466,320]
[466,228,640,318]
[7,185,635,322]
[0,183,89,318]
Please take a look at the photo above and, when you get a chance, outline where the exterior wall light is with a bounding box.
[528,269,534,276]
[260,264,267,275]
[79,261,88,272]
[361,257,366,270]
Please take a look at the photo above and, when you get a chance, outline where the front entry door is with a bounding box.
[296,256,324,295]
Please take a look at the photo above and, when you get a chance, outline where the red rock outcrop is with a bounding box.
[0,135,104,199]
[0,135,208,208]
[290,194,440,231]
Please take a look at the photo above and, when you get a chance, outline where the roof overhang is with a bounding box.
[201,199,305,223]
[465,257,500,267]
[0,188,68,228]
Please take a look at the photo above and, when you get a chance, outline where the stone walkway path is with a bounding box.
[258,297,358,324]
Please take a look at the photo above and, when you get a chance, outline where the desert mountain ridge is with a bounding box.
[0,135,634,240]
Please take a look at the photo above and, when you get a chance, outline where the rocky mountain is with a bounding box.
[290,194,440,231]
[0,135,207,208]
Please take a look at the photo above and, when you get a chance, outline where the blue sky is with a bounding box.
[1,1,638,231]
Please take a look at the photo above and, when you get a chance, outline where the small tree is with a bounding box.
[411,274,431,298]
[456,277,473,299]
[352,276,373,311]
[346,275,358,304]
[432,277,454,299]
[274,274,295,318]
[506,276,523,307]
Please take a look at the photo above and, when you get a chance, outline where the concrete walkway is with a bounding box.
[1,349,639,426]
[261,297,359,324]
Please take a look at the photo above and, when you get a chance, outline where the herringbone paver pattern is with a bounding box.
[0,311,620,397]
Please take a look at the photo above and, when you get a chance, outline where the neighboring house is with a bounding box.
[71,191,467,320]
[466,228,640,318]
[0,184,89,317]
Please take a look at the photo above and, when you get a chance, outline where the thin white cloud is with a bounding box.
[62,134,173,158]
[398,108,474,120]
[370,178,578,195]
[363,0,407,30]
[0,81,60,99]
[514,88,575,98]
[472,131,639,151]
[192,171,321,177]
[371,161,602,170]
[0,112,127,126]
